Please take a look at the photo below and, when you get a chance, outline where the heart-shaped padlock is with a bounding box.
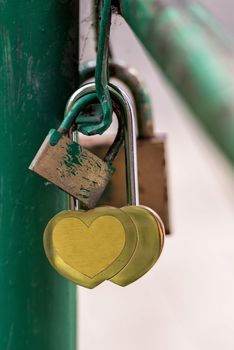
[43,83,138,288]
[111,205,164,286]
[43,82,165,288]
[43,207,137,288]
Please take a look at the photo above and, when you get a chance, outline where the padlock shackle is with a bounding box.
[64,92,124,169]
[79,60,154,138]
[58,92,98,134]
[109,84,139,206]
[65,82,139,206]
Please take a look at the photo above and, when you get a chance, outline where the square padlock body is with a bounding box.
[29,133,113,208]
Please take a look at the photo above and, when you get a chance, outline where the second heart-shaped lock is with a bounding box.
[110,205,164,286]
[42,84,166,288]
[43,207,138,288]
[44,205,165,288]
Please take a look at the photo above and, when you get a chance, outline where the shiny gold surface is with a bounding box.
[110,205,165,286]
[43,208,138,288]
[53,216,125,277]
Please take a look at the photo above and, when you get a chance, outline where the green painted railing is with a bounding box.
[118,0,234,165]
[0,1,78,349]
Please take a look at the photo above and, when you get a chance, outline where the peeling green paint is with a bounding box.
[108,165,115,175]
[67,142,82,165]
[79,194,89,199]
[78,61,154,138]
[80,187,91,193]
[62,141,83,175]
[49,129,62,146]
[60,92,98,133]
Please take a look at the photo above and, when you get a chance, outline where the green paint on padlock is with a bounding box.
[50,129,62,146]
[65,142,82,167]
[29,83,124,209]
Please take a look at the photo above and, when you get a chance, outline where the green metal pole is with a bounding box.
[118,0,234,164]
[0,1,77,349]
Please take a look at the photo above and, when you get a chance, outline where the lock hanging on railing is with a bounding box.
[77,61,170,233]
[42,82,165,289]
[29,85,124,209]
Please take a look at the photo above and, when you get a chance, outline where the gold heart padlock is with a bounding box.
[105,84,164,286]
[43,207,138,288]
[110,205,165,286]
[43,82,165,288]
[43,83,140,288]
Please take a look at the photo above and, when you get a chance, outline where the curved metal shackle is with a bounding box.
[62,90,124,167]
[79,60,154,138]
[58,92,97,134]
[65,82,139,206]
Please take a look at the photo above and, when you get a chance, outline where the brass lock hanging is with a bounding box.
[77,60,170,233]
[29,87,124,209]
[43,82,165,288]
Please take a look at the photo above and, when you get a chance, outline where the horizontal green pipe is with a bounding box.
[118,0,234,164]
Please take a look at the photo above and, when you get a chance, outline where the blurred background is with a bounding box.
[79,1,234,350]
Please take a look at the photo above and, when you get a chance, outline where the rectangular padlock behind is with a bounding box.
[29,132,114,208]
[80,133,171,234]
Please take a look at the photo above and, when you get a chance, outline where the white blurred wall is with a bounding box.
[78,2,234,349]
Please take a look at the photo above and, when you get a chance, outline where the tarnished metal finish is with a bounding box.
[43,85,141,288]
[65,82,140,205]
[43,208,138,289]
[118,0,234,164]
[43,86,165,288]
[0,1,77,348]
[79,60,154,137]
[29,133,115,208]
[30,83,125,208]
[78,63,170,233]
[81,134,170,234]
[60,92,99,135]
[111,205,165,286]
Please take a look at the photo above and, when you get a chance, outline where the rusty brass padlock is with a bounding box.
[29,86,124,208]
[78,61,170,233]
